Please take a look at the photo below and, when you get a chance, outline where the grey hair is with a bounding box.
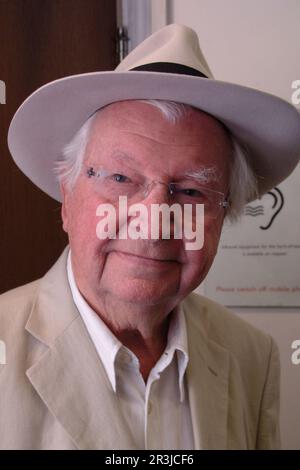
[53,113,97,191]
[54,100,258,222]
[226,138,258,222]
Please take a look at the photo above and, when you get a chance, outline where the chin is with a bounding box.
[107,283,177,306]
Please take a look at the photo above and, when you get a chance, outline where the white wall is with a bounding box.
[152,0,300,449]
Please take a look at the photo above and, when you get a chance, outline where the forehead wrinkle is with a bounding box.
[87,149,142,169]
[119,130,208,147]
[109,151,151,174]
[111,151,138,164]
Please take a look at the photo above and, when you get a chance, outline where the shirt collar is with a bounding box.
[66,248,189,399]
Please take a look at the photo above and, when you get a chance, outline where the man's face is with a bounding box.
[61,101,232,310]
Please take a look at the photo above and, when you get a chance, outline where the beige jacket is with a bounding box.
[0,246,280,450]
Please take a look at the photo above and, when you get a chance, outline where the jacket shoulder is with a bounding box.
[0,280,40,330]
[183,293,280,449]
[183,292,273,354]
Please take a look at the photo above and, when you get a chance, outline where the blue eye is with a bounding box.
[182,188,202,197]
[173,185,210,202]
[111,174,130,183]
[175,187,205,198]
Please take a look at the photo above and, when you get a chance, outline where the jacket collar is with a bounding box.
[25,246,229,449]
[183,294,230,449]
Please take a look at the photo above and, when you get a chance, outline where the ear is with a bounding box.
[59,181,69,233]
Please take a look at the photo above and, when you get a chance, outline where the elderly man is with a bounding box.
[1,24,300,450]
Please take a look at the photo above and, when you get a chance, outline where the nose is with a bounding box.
[143,181,172,204]
[133,181,177,240]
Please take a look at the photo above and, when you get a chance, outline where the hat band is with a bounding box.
[130,62,208,78]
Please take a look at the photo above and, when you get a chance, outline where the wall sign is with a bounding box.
[203,166,300,307]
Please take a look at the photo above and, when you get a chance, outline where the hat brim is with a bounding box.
[7,71,300,202]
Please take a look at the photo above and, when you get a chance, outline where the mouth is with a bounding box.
[115,251,179,265]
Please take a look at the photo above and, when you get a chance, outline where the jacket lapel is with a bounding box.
[25,246,136,449]
[183,297,230,450]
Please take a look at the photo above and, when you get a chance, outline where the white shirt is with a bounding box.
[67,249,195,450]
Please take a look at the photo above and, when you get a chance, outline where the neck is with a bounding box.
[82,290,174,381]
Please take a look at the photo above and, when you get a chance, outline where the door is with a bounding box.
[0,0,117,293]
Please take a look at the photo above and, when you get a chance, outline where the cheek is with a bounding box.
[68,209,97,247]
[66,195,110,263]
[200,219,224,267]
[67,189,97,237]
[181,220,223,290]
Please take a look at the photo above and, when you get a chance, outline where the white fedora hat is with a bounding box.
[7,23,300,202]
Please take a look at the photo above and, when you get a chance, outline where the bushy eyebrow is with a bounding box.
[93,152,221,184]
[183,167,221,184]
